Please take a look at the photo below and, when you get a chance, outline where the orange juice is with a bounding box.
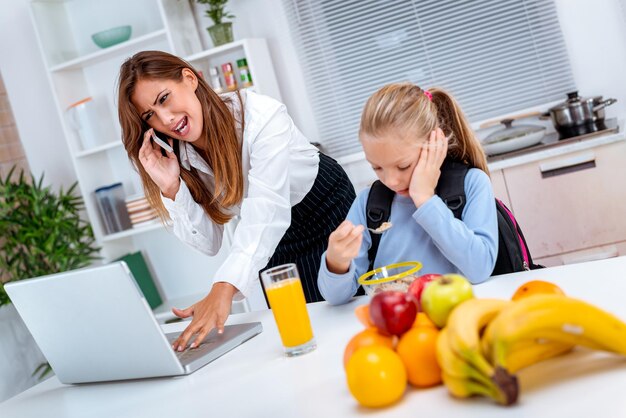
[266,277,314,347]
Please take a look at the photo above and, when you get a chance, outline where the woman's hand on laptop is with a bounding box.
[171,282,239,351]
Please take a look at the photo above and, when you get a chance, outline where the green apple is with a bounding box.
[421,274,474,328]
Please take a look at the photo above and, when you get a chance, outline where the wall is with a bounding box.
[0,0,76,189]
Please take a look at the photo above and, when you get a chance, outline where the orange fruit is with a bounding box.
[343,327,394,369]
[412,312,437,329]
[511,280,565,301]
[354,304,374,328]
[396,326,442,388]
[346,346,407,408]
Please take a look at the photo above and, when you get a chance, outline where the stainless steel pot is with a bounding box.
[547,91,592,129]
[545,91,617,135]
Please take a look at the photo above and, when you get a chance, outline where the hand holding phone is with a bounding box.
[138,128,180,198]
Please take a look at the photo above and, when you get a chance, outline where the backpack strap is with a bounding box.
[511,211,543,270]
[366,180,395,271]
[436,159,470,220]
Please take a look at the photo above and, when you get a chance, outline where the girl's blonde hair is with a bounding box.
[117,50,244,225]
[359,82,489,174]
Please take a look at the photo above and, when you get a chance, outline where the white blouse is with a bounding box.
[162,90,319,298]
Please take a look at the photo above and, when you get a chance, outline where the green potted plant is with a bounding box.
[0,167,100,388]
[196,0,235,47]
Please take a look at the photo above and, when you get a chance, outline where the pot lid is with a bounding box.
[550,91,598,111]
[484,119,545,144]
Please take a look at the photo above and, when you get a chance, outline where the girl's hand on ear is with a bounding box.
[138,128,181,199]
[409,128,449,208]
[326,220,365,274]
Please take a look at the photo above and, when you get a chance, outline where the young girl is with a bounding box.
[117,51,355,350]
[318,83,498,305]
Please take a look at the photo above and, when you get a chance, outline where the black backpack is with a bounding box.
[366,159,543,275]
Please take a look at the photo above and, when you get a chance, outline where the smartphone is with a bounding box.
[151,131,174,154]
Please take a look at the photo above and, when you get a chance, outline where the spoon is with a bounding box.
[368,222,393,235]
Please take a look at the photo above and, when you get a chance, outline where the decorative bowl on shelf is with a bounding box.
[358,261,423,296]
[91,25,132,49]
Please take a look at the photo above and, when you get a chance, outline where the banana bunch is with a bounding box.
[437,294,626,406]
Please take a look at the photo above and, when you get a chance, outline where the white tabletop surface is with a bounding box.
[3,257,626,418]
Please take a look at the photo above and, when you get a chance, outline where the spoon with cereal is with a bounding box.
[368,221,393,235]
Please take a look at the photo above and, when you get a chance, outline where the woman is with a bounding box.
[117,51,355,351]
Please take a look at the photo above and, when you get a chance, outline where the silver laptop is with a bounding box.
[5,262,262,384]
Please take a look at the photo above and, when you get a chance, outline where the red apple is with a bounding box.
[369,291,417,336]
[407,274,442,311]
[421,274,474,328]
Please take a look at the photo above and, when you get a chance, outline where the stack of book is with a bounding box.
[125,195,158,228]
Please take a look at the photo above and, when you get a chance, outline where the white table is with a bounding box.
[3,257,626,418]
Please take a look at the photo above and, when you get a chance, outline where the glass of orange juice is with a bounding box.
[261,263,316,356]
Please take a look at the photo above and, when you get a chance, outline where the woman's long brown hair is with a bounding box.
[117,51,244,225]
[359,82,489,174]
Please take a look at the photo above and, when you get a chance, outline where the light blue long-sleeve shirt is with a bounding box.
[318,168,498,305]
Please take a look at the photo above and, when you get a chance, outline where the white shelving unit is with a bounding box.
[28,0,282,304]
[184,38,282,102]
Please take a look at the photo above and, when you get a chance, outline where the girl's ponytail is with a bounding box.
[430,88,489,175]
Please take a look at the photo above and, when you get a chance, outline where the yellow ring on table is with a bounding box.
[358,261,423,286]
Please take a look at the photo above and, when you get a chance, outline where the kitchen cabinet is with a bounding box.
[491,139,626,267]
[28,0,280,307]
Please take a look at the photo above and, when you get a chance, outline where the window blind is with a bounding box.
[283,0,576,157]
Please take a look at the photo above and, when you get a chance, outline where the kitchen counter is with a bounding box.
[487,120,625,171]
[3,257,626,417]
